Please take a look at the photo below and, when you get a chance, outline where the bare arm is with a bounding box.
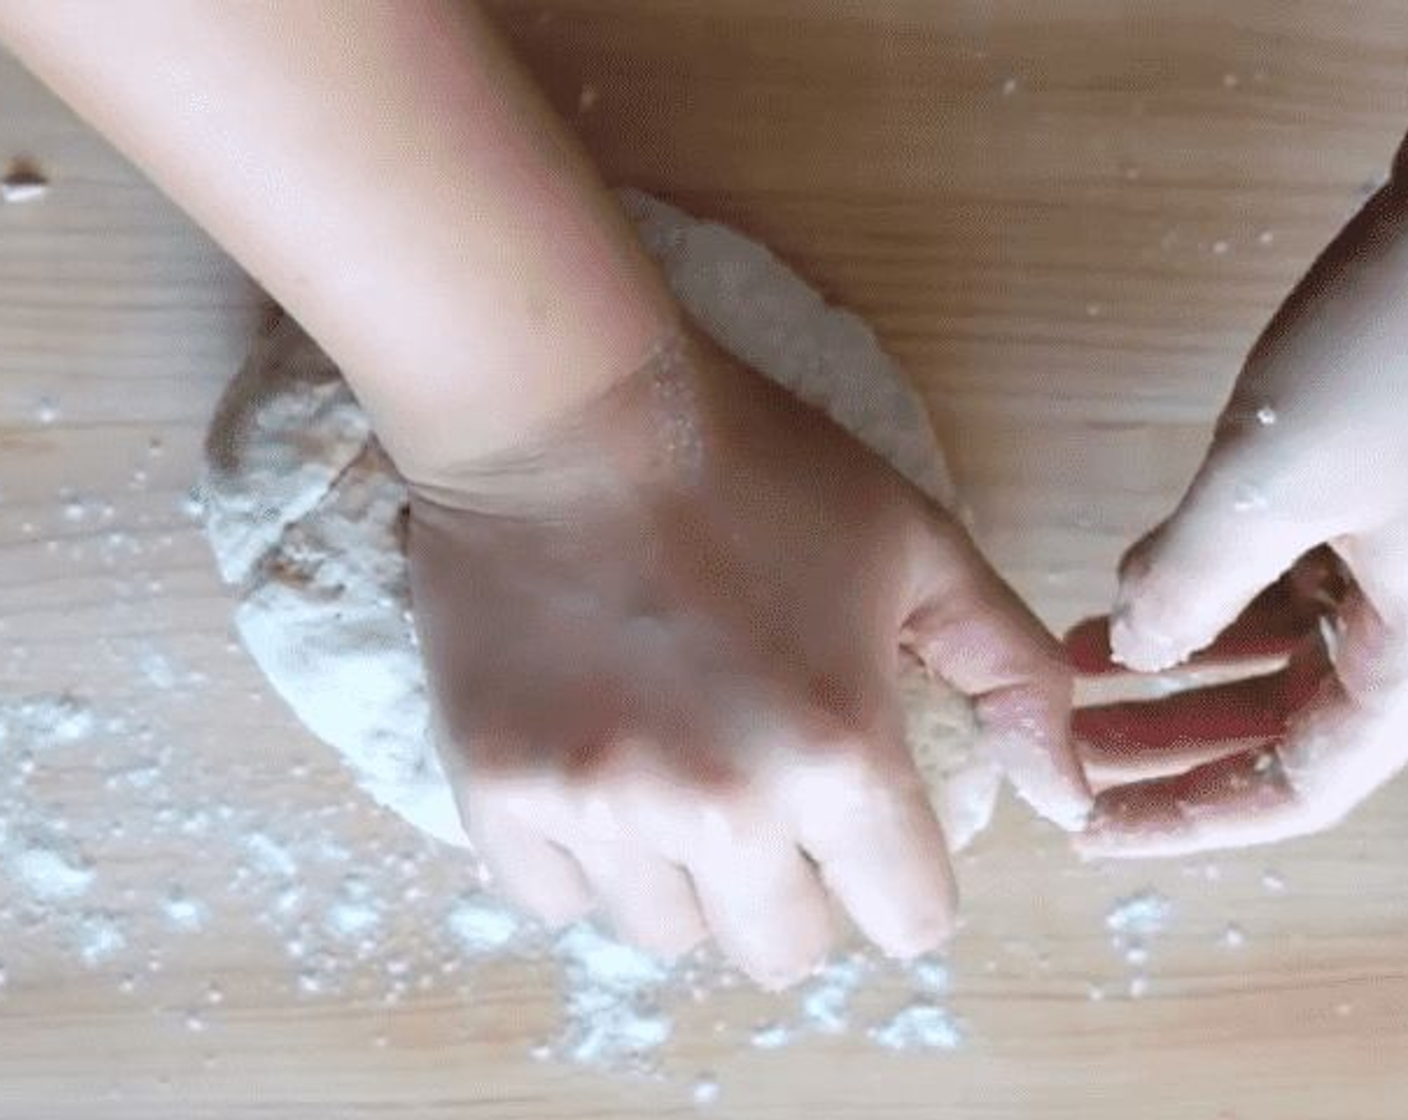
[0,0,677,485]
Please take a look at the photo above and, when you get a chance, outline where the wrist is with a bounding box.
[404,323,726,517]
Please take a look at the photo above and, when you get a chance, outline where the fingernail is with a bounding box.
[886,913,953,961]
[1109,606,1186,673]
[755,960,811,992]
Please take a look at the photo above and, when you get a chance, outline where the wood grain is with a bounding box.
[2,3,1408,1117]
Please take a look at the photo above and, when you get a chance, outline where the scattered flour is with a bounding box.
[76,913,127,966]
[161,889,210,933]
[0,693,96,749]
[11,846,95,902]
[550,922,673,1069]
[867,1000,965,1051]
[243,833,298,879]
[798,953,872,1034]
[749,1021,795,1050]
[196,190,998,857]
[1105,890,1172,937]
[445,895,520,954]
[1104,889,1174,1001]
[0,679,969,1075]
[690,1074,721,1107]
[325,899,380,941]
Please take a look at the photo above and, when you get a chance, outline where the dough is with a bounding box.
[198,191,1001,853]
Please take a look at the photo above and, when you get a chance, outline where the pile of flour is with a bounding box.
[197,190,1001,856]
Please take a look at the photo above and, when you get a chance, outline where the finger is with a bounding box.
[1066,556,1332,677]
[1076,746,1300,858]
[469,804,595,927]
[1074,639,1328,785]
[572,843,708,960]
[790,744,958,960]
[687,821,833,990]
[1109,454,1334,674]
[1080,581,1408,858]
[905,520,1091,829]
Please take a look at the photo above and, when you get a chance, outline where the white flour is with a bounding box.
[1104,890,1172,937]
[196,190,999,858]
[0,676,982,1080]
[1104,889,1173,1000]
[867,1000,965,1051]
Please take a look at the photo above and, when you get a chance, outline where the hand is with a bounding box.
[407,329,1091,987]
[1071,141,1408,858]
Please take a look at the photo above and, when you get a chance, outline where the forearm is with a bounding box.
[0,0,678,483]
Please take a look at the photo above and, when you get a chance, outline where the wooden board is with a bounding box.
[2,2,1407,1117]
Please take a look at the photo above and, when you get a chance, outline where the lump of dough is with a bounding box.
[198,191,1000,853]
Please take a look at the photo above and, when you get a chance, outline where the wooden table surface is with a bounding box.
[3,2,1408,1117]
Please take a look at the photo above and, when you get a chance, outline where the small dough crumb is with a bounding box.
[1,163,49,204]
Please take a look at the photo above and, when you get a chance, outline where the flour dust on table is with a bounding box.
[197,190,1002,857]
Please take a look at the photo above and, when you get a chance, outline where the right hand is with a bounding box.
[1070,138,1408,858]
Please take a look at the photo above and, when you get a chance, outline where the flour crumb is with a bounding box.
[445,894,520,954]
[161,889,209,933]
[243,833,297,879]
[0,693,97,748]
[867,1000,964,1051]
[797,954,871,1035]
[326,898,380,941]
[550,923,672,1070]
[907,953,950,993]
[1105,890,1172,936]
[690,1074,721,1107]
[77,913,127,966]
[749,1021,794,1050]
[12,846,95,902]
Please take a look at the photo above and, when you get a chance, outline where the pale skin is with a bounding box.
[1068,140,1408,858]
[0,0,1091,986]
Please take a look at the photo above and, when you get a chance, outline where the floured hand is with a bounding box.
[1070,139,1408,858]
[408,329,1090,987]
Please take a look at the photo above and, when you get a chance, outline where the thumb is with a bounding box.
[1112,446,1326,673]
[904,515,1092,830]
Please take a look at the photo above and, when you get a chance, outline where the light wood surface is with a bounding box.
[3,3,1408,1117]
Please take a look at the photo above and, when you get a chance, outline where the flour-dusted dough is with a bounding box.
[199,191,1001,853]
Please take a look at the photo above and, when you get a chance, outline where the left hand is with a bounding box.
[409,329,1092,984]
[1066,143,1408,858]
